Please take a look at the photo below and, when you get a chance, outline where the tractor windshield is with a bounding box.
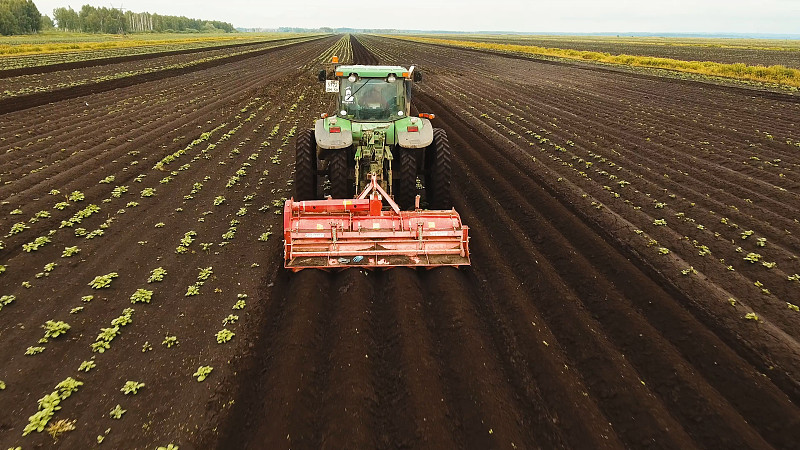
[339,78,406,121]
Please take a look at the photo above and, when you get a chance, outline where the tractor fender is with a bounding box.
[315,119,352,149]
[397,118,434,148]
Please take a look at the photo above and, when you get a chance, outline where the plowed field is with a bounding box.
[1,34,799,449]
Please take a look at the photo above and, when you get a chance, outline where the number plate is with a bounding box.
[325,80,340,93]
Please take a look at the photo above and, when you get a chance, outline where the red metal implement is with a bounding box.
[284,176,470,270]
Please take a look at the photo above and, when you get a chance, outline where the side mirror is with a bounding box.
[413,71,422,82]
[318,70,327,82]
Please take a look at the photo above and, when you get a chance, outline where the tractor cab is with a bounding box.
[319,65,421,122]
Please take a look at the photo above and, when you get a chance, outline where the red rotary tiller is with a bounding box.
[283,175,470,270]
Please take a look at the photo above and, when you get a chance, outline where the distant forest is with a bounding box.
[52,5,235,34]
[0,0,236,35]
[0,0,42,35]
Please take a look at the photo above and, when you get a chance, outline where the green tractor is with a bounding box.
[294,63,452,210]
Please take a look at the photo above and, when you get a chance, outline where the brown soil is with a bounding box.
[1,34,799,450]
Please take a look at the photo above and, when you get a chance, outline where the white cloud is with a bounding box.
[34,0,800,34]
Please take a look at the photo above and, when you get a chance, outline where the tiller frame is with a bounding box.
[284,175,470,270]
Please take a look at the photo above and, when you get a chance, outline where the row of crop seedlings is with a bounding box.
[378,38,800,312]
[3,40,311,100]
[0,96,270,313]
[358,37,395,64]
[449,83,800,318]
[2,101,285,446]
[168,84,311,259]
[312,35,353,67]
[11,259,228,446]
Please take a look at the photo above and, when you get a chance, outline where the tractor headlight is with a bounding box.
[340,110,347,116]
[397,111,404,116]
[387,74,396,82]
[348,74,357,82]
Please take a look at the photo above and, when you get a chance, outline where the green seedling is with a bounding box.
[155,222,165,228]
[213,196,225,206]
[68,191,84,202]
[121,381,145,395]
[130,289,153,304]
[233,299,246,310]
[81,295,94,302]
[788,303,799,312]
[162,335,178,348]
[78,360,96,372]
[62,246,80,257]
[148,267,167,283]
[9,222,28,234]
[70,307,83,314]
[43,320,70,339]
[89,272,119,289]
[681,266,697,275]
[744,253,762,263]
[157,444,179,450]
[216,329,234,343]
[223,314,239,325]
[1,295,17,311]
[109,404,126,419]
[140,188,156,198]
[186,285,200,297]
[745,312,759,321]
[197,267,213,281]
[26,346,45,355]
[193,366,213,382]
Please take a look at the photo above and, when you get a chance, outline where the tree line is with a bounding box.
[0,0,42,35]
[52,6,235,34]
[0,1,236,35]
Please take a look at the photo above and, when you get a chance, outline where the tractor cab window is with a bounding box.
[340,78,406,121]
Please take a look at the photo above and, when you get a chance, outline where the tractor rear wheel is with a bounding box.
[328,148,353,199]
[295,129,317,200]
[425,128,452,210]
[394,148,417,210]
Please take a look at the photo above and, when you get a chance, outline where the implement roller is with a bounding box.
[284,175,469,270]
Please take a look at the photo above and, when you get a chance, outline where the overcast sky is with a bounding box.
[33,0,800,34]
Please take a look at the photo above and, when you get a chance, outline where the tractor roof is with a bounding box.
[335,65,410,78]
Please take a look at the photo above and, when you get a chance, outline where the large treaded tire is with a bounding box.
[295,129,317,200]
[394,148,417,210]
[328,149,353,199]
[425,128,452,210]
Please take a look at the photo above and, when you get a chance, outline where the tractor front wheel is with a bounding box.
[294,129,318,200]
[425,128,452,210]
